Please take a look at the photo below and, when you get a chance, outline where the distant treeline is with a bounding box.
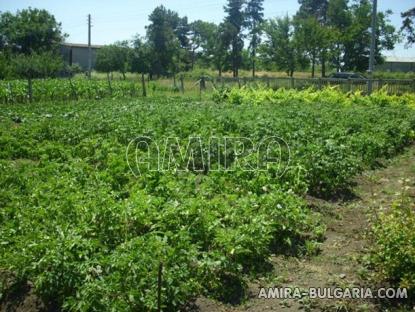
[0,1,414,81]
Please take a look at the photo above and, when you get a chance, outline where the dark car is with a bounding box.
[329,72,367,79]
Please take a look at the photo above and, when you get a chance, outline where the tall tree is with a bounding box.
[245,0,264,77]
[260,16,308,76]
[146,6,181,76]
[224,0,245,77]
[326,0,352,72]
[343,0,398,71]
[95,42,131,80]
[11,52,63,101]
[401,7,415,47]
[174,16,192,72]
[212,22,233,76]
[296,0,329,22]
[296,0,329,76]
[189,20,219,69]
[294,17,329,77]
[130,36,151,74]
[0,8,65,55]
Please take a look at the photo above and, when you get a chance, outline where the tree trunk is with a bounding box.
[321,50,326,77]
[252,49,256,78]
[311,55,315,78]
[191,49,195,70]
[251,24,257,78]
[27,77,33,103]
[336,44,341,72]
[141,73,146,97]
[122,72,126,80]
[107,72,113,95]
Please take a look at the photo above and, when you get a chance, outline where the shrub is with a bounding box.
[368,197,415,300]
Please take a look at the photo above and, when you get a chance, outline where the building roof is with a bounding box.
[384,56,415,63]
[61,42,104,49]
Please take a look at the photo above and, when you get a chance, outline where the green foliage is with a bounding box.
[146,5,183,76]
[401,7,415,47]
[0,78,145,103]
[95,42,131,79]
[260,16,308,76]
[293,16,331,77]
[0,8,65,55]
[245,0,264,76]
[10,52,63,79]
[130,36,151,74]
[0,53,13,79]
[189,20,220,70]
[224,0,245,77]
[212,87,415,195]
[66,63,84,76]
[368,197,415,299]
[0,89,415,309]
[343,1,398,71]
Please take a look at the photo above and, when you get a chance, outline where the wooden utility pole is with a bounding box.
[88,14,92,79]
[368,0,377,94]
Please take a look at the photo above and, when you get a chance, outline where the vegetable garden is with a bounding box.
[1,86,415,310]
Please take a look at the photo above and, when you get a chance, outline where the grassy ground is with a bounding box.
[78,69,415,82]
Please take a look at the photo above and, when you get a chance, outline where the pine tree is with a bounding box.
[401,7,415,47]
[245,0,264,77]
[224,0,245,77]
[296,0,329,22]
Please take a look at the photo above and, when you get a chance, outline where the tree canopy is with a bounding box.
[0,0,404,80]
[401,7,415,47]
[0,8,65,55]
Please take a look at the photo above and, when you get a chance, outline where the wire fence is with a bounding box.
[210,76,415,95]
[1,76,414,104]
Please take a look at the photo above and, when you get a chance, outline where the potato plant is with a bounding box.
[0,88,415,310]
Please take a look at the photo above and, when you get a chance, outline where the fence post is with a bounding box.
[180,76,184,94]
[141,73,147,97]
[157,262,163,312]
[200,76,206,90]
[266,77,270,88]
[237,78,241,89]
[318,78,322,90]
[27,77,33,103]
[290,77,294,89]
[367,79,373,95]
[413,79,415,93]
[7,82,12,104]
[378,79,383,91]
[107,73,113,96]
[348,78,352,93]
[199,76,206,99]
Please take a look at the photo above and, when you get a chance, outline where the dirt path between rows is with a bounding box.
[196,145,415,312]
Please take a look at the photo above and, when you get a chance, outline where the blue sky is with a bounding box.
[1,0,414,57]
